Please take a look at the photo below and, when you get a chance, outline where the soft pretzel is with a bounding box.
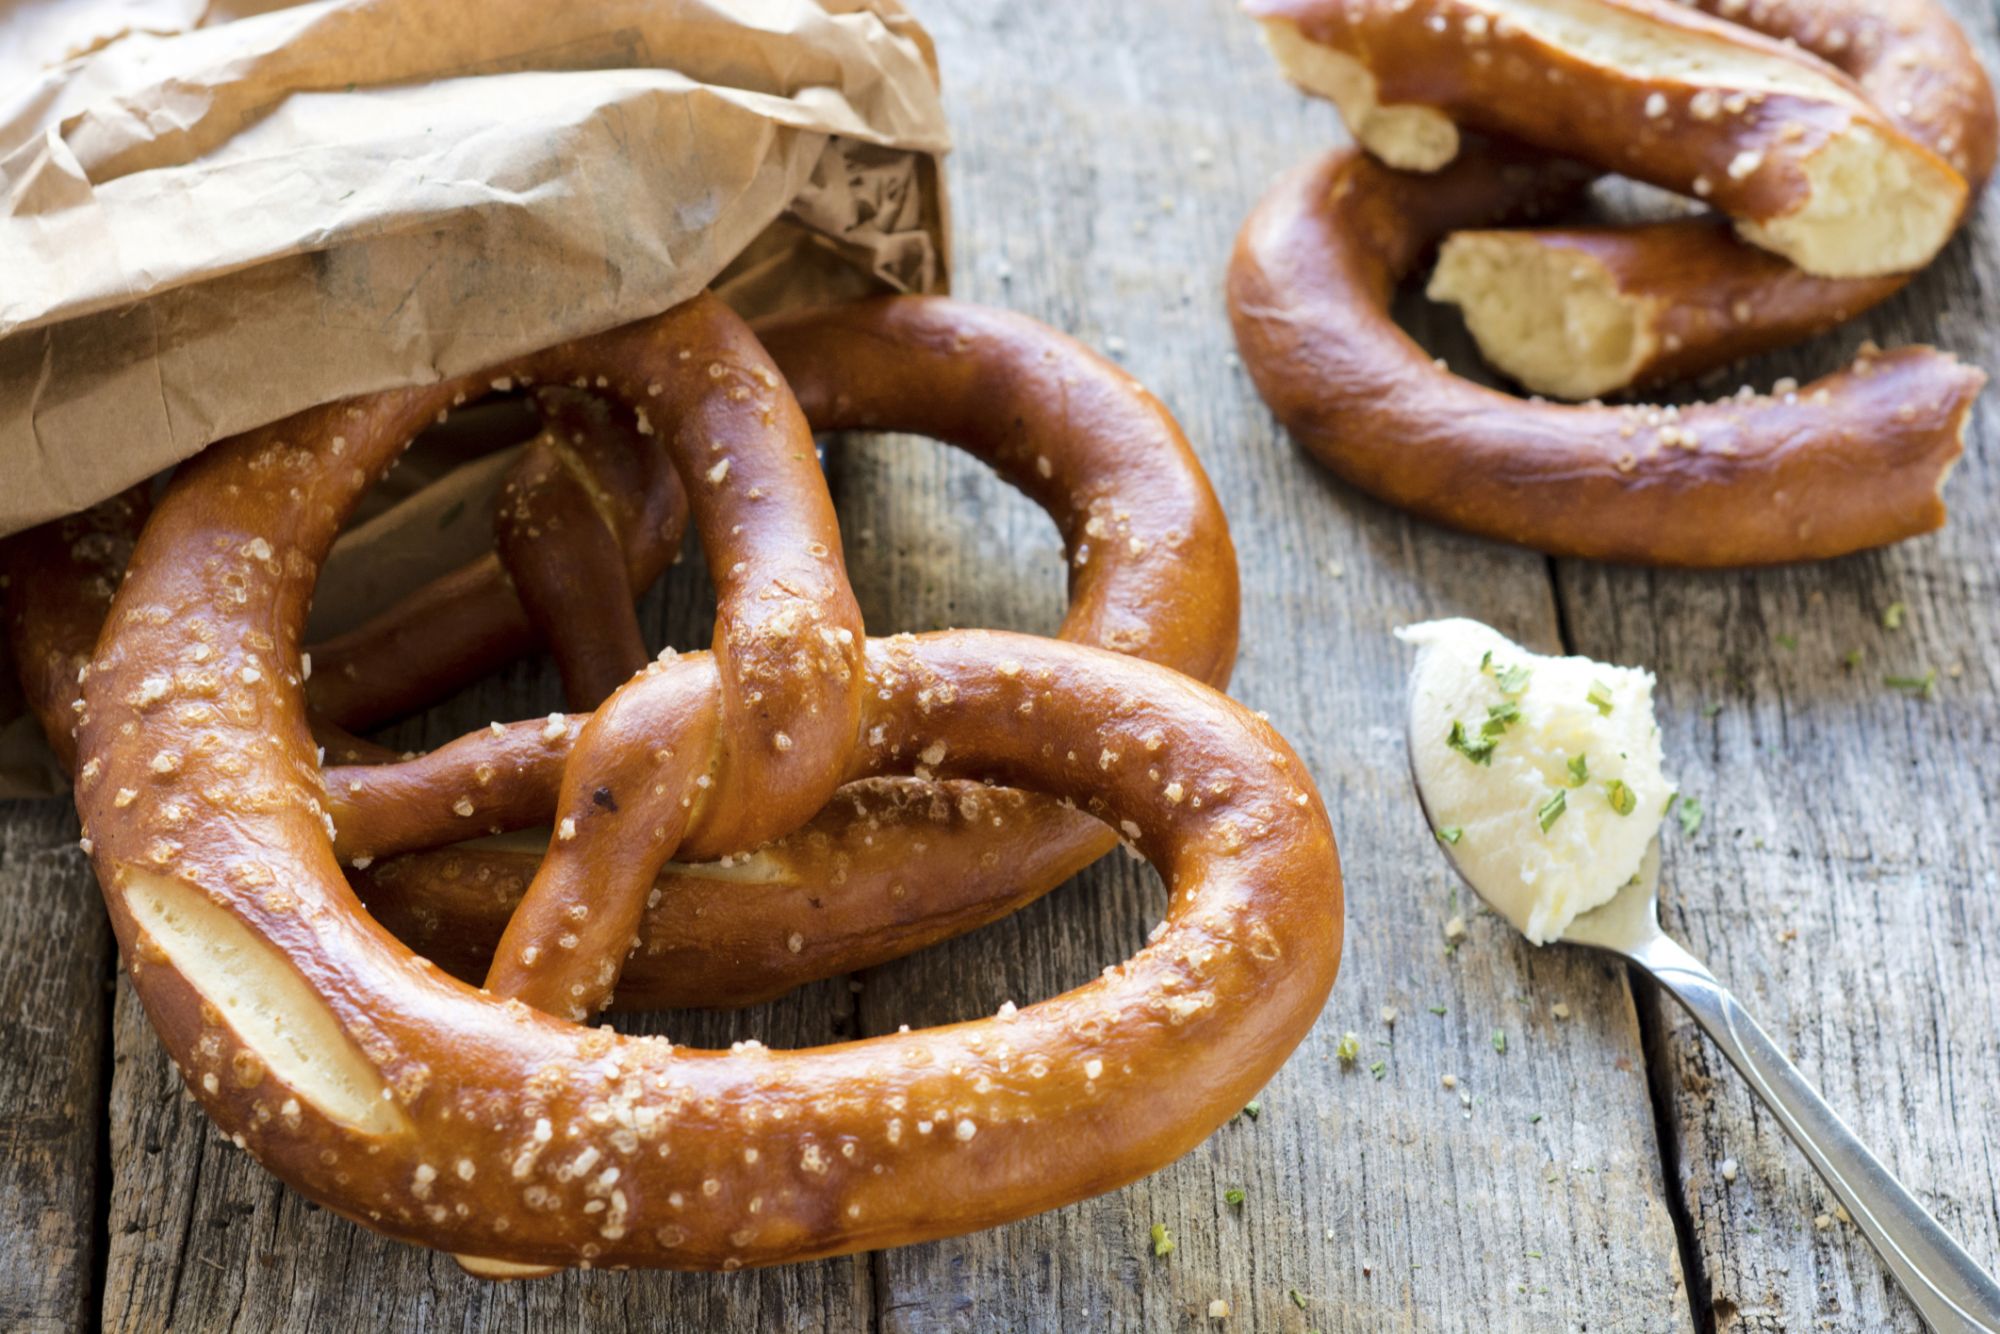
[68,296,1339,1272]
[1229,146,1985,566]
[1231,0,1991,565]
[1249,0,1970,278]
[1415,0,2000,398]
[330,297,1240,1008]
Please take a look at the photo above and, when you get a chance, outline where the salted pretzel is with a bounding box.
[5,299,1239,1011]
[67,294,1340,1272]
[1232,0,1993,565]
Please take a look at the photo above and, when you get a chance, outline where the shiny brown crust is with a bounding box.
[332,297,1240,1008]
[68,295,1339,1271]
[1227,147,1985,566]
[306,388,689,727]
[1424,0,2000,396]
[1247,0,1970,279]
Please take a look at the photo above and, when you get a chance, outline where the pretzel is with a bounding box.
[67,296,1340,1272]
[328,296,1240,1008]
[1231,0,1991,565]
[1417,0,2000,399]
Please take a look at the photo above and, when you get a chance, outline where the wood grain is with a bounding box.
[1557,4,2000,1326]
[0,799,108,1334]
[0,0,1995,1328]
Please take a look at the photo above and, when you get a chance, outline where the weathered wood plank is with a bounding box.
[98,556,872,1331]
[1556,3,2000,1328]
[0,799,109,1333]
[851,3,1689,1329]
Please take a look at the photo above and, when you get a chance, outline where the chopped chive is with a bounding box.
[1495,663,1533,696]
[1676,796,1704,838]
[1882,601,1908,630]
[1369,1060,1387,1080]
[1529,1113,1543,1124]
[1335,1031,1361,1065]
[1150,1222,1174,1257]
[1885,670,1937,699]
[1775,632,1798,651]
[1536,789,1567,833]
[1700,702,1724,719]
[1565,754,1589,786]
[1436,825,1463,845]
[1240,1100,1261,1121]
[1224,1187,1245,1207]
[1603,779,1637,816]
[1288,1288,1310,1310]
[1586,681,1615,716]
[1448,720,1497,765]
[1843,648,1864,669]
[1491,1029,1507,1054]
[1482,701,1522,738]
[1427,1004,1448,1016]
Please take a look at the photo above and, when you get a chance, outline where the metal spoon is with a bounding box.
[1410,743,2000,1333]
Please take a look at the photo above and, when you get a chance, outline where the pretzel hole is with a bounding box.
[123,868,406,1136]
[826,432,1065,639]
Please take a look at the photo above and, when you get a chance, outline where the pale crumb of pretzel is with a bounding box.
[1258,18,1458,170]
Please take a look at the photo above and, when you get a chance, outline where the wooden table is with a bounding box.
[6,1,2000,1328]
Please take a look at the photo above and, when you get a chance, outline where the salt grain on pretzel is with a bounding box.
[65,293,1339,1273]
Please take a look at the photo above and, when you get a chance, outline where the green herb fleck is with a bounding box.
[1427,1003,1448,1016]
[1335,1031,1361,1066]
[1844,648,1865,669]
[1436,825,1463,845]
[1491,1029,1507,1055]
[1447,721,1497,765]
[1565,754,1589,786]
[1495,663,1533,696]
[1586,681,1615,716]
[1525,1249,1543,1259]
[1288,1288,1311,1310]
[1775,632,1798,651]
[1676,796,1704,838]
[1150,1222,1174,1257]
[1224,1187,1245,1207]
[1369,1060,1387,1080]
[1482,701,1522,737]
[1529,1113,1543,1124]
[1885,670,1937,699]
[1240,1100,1261,1121]
[1883,601,1908,630]
[1701,702,1724,719]
[1480,650,1494,674]
[1603,779,1636,816]
[1536,789,1567,833]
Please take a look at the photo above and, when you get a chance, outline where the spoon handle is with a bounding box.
[1633,933,2000,1333]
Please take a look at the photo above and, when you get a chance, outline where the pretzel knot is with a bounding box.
[1230,0,1995,566]
[55,293,1338,1273]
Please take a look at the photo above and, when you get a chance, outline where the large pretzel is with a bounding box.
[1231,0,1993,566]
[67,295,1340,1272]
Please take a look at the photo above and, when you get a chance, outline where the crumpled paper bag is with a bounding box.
[0,0,952,795]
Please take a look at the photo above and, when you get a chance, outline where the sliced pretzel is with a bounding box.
[330,297,1239,1008]
[1416,0,1999,398]
[1249,0,1970,279]
[71,303,1338,1271]
[1227,146,1985,565]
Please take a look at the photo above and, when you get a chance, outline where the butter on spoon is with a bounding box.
[1399,619,2000,1332]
